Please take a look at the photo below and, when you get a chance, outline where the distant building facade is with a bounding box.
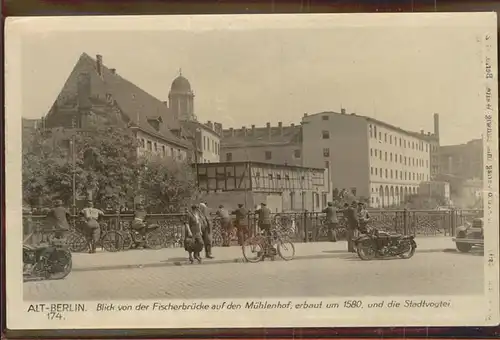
[194,161,331,213]
[301,110,434,208]
[418,181,451,202]
[180,120,222,163]
[220,122,303,166]
[43,53,191,161]
[439,138,483,180]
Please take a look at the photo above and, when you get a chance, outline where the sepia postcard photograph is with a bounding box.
[4,13,499,330]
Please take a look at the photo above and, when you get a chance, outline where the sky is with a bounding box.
[16,14,491,146]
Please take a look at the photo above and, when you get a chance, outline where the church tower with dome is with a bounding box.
[168,70,195,121]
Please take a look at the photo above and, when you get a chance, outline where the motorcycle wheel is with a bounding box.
[47,250,72,280]
[398,240,416,259]
[356,240,377,261]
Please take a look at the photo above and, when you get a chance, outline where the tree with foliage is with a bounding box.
[23,122,197,212]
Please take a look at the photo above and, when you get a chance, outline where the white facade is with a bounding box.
[199,127,220,163]
[302,111,432,208]
[136,130,188,162]
[368,122,431,208]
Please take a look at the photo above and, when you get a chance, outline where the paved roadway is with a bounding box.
[24,249,484,301]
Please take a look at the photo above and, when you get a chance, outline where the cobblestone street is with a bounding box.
[24,239,484,301]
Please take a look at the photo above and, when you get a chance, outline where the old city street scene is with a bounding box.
[21,25,485,302]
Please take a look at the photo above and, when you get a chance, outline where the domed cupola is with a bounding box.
[168,69,195,121]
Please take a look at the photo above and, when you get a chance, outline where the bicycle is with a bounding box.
[110,223,166,250]
[242,227,295,263]
[66,226,124,253]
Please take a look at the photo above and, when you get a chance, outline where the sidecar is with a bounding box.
[452,217,484,253]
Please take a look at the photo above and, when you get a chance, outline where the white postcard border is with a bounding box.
[5,13,500,330]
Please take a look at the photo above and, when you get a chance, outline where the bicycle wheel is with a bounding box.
[121,231,134,250]
[67,231,88,253]
[145,229,166,250]
[277,239,295,261]
[101,231,124,252]
[242,236,265,263]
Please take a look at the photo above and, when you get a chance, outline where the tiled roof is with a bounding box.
[221,125,302,147]
[50,53,189,148]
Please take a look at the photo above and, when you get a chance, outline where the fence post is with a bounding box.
[450,209,456,237]
[403,208,408,235]
[303,210,308,243]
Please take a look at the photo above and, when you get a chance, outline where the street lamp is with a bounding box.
[71,117,77,216]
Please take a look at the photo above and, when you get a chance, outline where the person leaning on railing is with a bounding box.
[232,203,249,246]
[80,201,104,254]
[45,199,71,242]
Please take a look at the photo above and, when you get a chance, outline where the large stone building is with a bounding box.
[301,110,434,208]
[43,53,191,160]
[180,119,222,164]
[439,138,483,180]
[220,122,302,166]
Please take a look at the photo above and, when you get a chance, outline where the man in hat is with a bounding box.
[46,199,71,241]
[357,202,371,234]
[322,201,338,242]
[80,201,104,253]
[233,203,249,246]
[216,204,232,247]
[344,201,359,253]
[257,202,275,254]
[131,203,148,246]
[197,202,214,259]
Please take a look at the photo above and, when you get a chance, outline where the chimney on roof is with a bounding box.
[303,113,308,117]
[96,54,103,76]
[278,122,283,136]
[341,108,346,114]
[291,123,295,128]
[433,113,440,138]
[229,127,234,137]
[110,68,116,75]
[251,124,255,135]
[420,129,424,134]
[242,126,247,136]
[266,122,271,139]
[206,120,213,130]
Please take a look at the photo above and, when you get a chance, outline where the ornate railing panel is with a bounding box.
[22,209,484,250]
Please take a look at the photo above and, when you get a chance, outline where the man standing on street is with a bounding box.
[344,201,359,253]
[257,202,275,254]
[198,202,214,259]
[216,204,232,247]
[46,199,71,241]
[322,201,338,242]
[233,203,249,246]
[80,201,104,253]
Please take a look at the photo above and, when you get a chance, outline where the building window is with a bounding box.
[400,154,402,163]
[226,152,233,161]
[385,152,388,161]
[325,160,330,168]
[276,174,282,180]
[384,133,387,142]
[404,157,407,165]
[374,126,377,137]
[395,171,398,179]
[404,140,407,148]
[141,138,145,148]
[265,151,272,160]
[375,168,378,175]
[322,115,329,120]
[385,169,388,178]
[370,167,373,175]
[390,135,392,144]
[162,145,166,157]
[399,138,402,147]
[370,148,373,157]
[322,193,327,207]
[147,141,152,151]
[379,152,382,160]
[322,131,330,139]
[379,132,382,140]
[323,148,330,157]
[294,149,301,158]
[390,153,393,162]
[154,142,157,152]
[375,149,378,157]
[390,170,393,179]
[380,168,383,178]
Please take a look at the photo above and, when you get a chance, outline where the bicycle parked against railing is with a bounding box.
[242,226,295,263]
[66,223,124,253]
